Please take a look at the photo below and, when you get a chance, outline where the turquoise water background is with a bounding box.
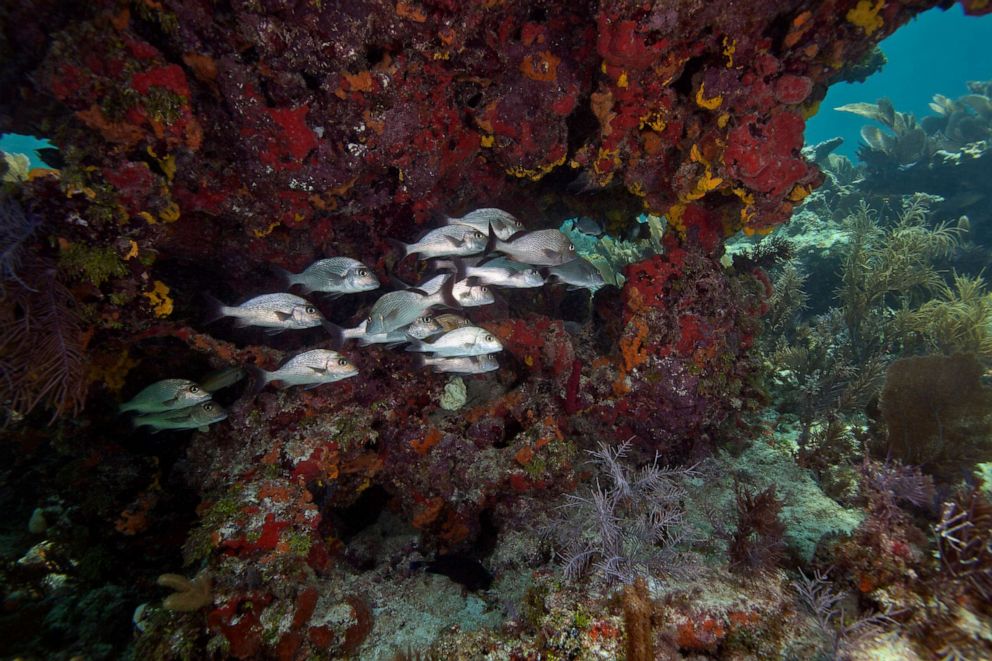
[2,5,990,167]
[805,4,992,159]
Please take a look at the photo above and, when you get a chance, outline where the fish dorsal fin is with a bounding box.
[408,287,429,296]
[503,230,528,243]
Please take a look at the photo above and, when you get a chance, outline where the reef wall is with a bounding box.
[2,0,992,658]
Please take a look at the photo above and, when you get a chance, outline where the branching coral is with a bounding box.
[792,569,894,658]
[728,483,786,572]
[838,197,960,352]
[543,440,696,584]
[934,486,992,600]
[0,196,41,291]
[896,272,992,359]
[0,258,87,422]
[158,572,213,612]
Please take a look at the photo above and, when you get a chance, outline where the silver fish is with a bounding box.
[277,257,379,295]
[445,208,524,240]
[119,379,210,414]
[418,354,500,374]
[133,401,227,433]
[436,258,544,288]
[395,225,488,259]
[545,257,606,292]
[251,350,357,390]
[418,274,494,307]
[199,367,246,393]
[569,216,605,237]
[487,229,577,266]
[406,326,503,357]
[407,315,443,339]
[432,313,473,334]
[365,279,458,335]
[207,293,325,330]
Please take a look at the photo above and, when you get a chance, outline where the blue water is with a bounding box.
[805,4,992,160]
[0,133,55,168]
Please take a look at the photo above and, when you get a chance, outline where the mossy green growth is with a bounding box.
[522,583,549,630]
[573,608,591,630]
[59,242,126,287]
[286,531,313,558]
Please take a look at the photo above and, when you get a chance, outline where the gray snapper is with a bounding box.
[250,349,357,391]
[405,326,503,357]
[486,229,577,266]
[418,274,494,307]
[394,225,488,259]
[365,278,458,335]
[437,258,543,288]
[544,257,606,292]
[326,316,440,349]
[444,208,523,240]
[432,313,473,334]
[132,401,227,433]
[418,354,500,374]
[207,293,325,331]
[119,378,210,414]
[277,257,379,295]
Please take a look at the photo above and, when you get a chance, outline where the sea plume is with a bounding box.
[0,197,87,423]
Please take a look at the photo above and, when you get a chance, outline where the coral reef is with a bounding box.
[2,0,992,659]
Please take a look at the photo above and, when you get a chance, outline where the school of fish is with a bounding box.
[120,209,604,432]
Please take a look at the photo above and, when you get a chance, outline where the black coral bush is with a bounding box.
[543,440,696,584]
[0,197,87,423]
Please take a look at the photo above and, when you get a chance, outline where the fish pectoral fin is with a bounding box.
[264,328,285,336]
[308,366,328,374]
[162,396,178,406]
[542,248,559,259]
[274,310,293,321]
[197,426,209,432]
[443,235,466,247]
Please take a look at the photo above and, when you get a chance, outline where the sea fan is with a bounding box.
[0,259,87,423]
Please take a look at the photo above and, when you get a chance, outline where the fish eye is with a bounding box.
[568,244,576,251]
[358,269,368,276]
[305,305,317,314]
[481,286,489,292]
[338,358,348,366]
[420,316,431,323]
[189,385,199,393]
[485,334,494,341]
[203,403,214,412]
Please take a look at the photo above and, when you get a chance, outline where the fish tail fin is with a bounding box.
[438,275,459,309]
[449,256,467,281]
[405,339,427,353]
[247,365,270,395]
[272,265,297,288]
[386,237,410,259]
[539,267,557,283]
[322,321,346,350]
[203,293,229,324]
[484,224,499,253]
